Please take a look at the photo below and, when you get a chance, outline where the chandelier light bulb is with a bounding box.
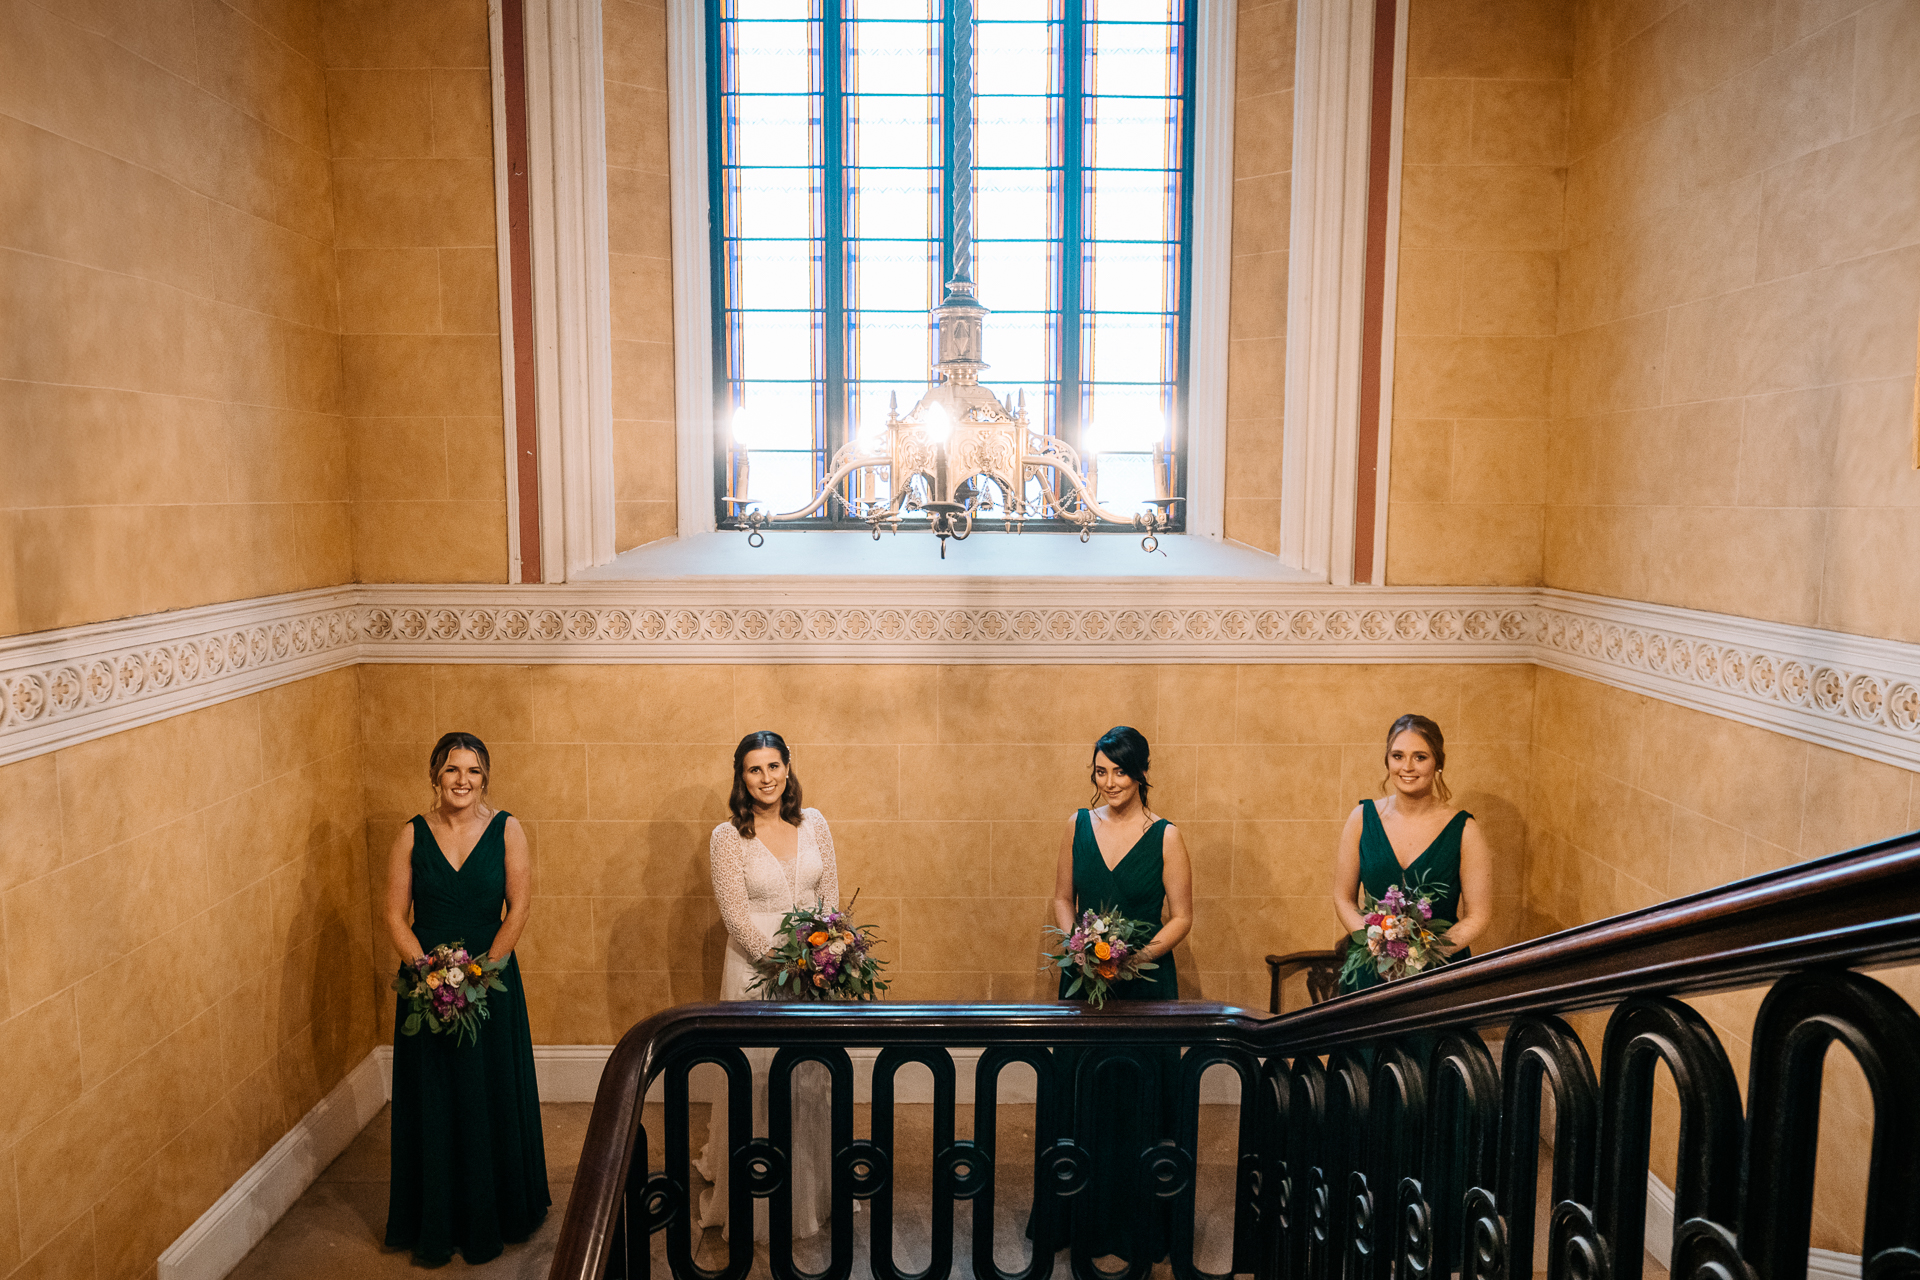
[923,402,952,444]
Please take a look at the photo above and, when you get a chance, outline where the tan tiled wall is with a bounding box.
[325,0,511,582]
[358,661,1533,1038]
[0,668,375,1280]
[0,0,352,637]
[605,0,678,552]
[1385,0,1571,584]
[1221,0,1297,552]
[1548,0,1920,640]
[1526,666,1920,1253]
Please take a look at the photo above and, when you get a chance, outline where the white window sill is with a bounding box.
[571,532,1323,584]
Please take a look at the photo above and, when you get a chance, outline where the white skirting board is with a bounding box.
[1643,1172,1860,1280]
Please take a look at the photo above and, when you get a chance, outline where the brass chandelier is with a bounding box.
[721,5,1181,559]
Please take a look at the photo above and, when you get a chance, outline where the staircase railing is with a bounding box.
[548,830,1920,1280]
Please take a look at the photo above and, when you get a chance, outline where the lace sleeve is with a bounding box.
[811,811,842,910]
[709,823,775,958]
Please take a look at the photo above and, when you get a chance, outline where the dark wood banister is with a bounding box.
[549,829,1920,1280]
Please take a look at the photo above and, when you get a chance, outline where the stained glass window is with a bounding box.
[709,0,1196,528]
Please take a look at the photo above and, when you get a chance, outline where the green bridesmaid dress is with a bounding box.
[1339,798,1473,994]
[1037,809,1180,1262]
[387,810,550,1265]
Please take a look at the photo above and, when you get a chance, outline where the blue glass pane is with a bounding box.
[845,0,936,19]
[735,239,818,309]
[982,310,1053,383]
[973,240,1053,312]
[732,0,816,20]
[729,381,816,448]
[1092,451,1156,513]
[1082,383,1169,450]
[745,450,820,512]
[1087,169,1175,241]
[848,97,937,169]
[849,241,936,311]
[1084,312,1172,382]
[1087,23,1176,97]
[975,21,1057,95]
[975,0,1054,18]
[846,168,937,240]
[1086,0,1178,22]
[850,312,935,380]
[846,22,938,94]
[975,97,1053,168]
[1086,241,1174,311]
[975,167,1052,240]
[1086,97,1176,168]
[738,310,818,380]
[729,21,815,94]
[729,95,818,166]
[731,168,818,238]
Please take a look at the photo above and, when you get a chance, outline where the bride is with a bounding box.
[697,731,838,1241]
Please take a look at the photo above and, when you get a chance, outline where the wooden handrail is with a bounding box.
[549,828,1920,1280]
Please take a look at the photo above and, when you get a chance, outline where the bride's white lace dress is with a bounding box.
[697,808,838,1241]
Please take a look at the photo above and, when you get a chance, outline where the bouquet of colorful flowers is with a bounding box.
[1340,874,1456,985]
[1044,905,1159,1008]
[392,942,509,1047]
[749,893,890,1001]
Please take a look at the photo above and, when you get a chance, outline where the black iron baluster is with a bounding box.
[867,1047,959,1280]
[1368,1042,1429,1280]
[767,1047,856,1280]
[1425,1030,1502,1280]
[1596,998,1744,1280]
[1289,1056,1334,1280]
[1326,1049,1373,1280]
[1741,970,1920,1280]
[1250,1056,1295,1280]
[1166,1043,1260,1280]
[1501,1016,1601,1280]
[970,1045,1059,1280]
[664,1047,756,1280]
[1066,1047,1164,1280]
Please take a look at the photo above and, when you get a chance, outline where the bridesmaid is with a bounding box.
[697,731,839,1242]
[1038,726,1192,1264]
[1331,713,1493,993]
[383,732,549,1264]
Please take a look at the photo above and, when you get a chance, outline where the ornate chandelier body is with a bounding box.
[722,0,1180,558]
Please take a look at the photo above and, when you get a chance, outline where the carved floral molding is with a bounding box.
[3,583,1917,773]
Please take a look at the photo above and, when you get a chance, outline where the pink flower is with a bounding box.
[1416,902,1433,920]
[1385,939,1410,959]
[1364,912,1383,926]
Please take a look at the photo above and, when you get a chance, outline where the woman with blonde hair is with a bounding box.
[1331,714,1493,993]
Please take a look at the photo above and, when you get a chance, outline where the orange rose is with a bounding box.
[808,931,830,946]
[1093,940,1112,961]
[1096,962,1118,980]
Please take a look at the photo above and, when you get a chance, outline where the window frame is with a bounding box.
[668,0,1234,544]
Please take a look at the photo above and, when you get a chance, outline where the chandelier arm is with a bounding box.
[756,455,891,521]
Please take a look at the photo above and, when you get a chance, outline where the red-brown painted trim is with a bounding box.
[502,0,544,582]
[1351,0,1398,584]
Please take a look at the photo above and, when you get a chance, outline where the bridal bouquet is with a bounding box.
[1340,874,1456,985]
[749,893,890,1001]
[1044,905,1159,1008]
[393,942,509,1047]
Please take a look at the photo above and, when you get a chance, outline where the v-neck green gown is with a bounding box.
[386,811,550,1265]
[1034,809,1180,1262]
[1339,798,1473,994]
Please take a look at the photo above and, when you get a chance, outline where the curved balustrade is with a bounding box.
[550,830,1920,1280]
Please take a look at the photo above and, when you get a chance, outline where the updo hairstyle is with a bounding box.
[1089,725,1153,808]
[428,731,491,797]
[1381,713,1450,803]
[730,730,804,838]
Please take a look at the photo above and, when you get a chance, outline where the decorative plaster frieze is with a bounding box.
[5,583,1919,775]
[0,588,360,767]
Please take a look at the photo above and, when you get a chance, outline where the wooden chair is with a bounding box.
[1263,936,1349,1013]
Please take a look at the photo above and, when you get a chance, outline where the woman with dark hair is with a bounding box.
[1331,713,1494,993]
[1036,726,1193,1264]
[383,731,549,1265]
[696,731,839,1241]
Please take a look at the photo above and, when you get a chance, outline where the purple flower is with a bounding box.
[1385,939,1410,959]
[1381,888,1406,911]
[1416,901,1433,920]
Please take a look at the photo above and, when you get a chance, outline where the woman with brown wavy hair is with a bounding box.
[695,730,840,1242]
